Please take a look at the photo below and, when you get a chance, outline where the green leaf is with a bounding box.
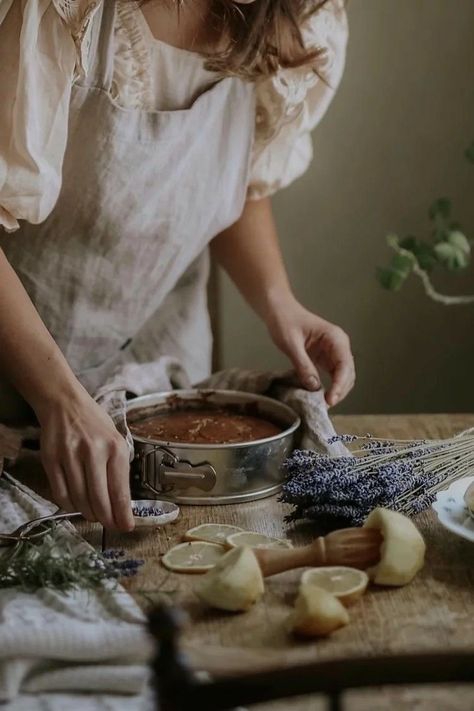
[465,140,474,164]
[448,230,470,256]
[399,236,437,272]
[429,197,451,221]
[377,254,414,291]
[434,231,471,270]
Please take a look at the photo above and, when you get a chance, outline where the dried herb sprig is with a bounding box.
[281,428,474,527]
[0,531,144,593]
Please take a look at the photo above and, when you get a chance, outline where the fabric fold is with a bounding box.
[0,477,151,702]
[96,362,349,460]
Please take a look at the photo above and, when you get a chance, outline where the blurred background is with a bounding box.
[217,0,474,414]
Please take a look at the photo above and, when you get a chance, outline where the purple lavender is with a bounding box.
[100,549,144,578]
[280,442,447,527]
[132,505,165,518]
[327,434,358,445]
[102,549,125,560]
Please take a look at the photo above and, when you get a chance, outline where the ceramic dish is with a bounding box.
[432,476,474,543]
[131,499,180,528]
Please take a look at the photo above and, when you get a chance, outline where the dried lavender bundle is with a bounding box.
[281,428,474,526]
[0,533,144,593]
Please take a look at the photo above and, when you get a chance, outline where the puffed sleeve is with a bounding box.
[0,0,98,232]
[248,0,348,200]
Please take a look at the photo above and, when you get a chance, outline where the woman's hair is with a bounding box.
[143,1,333,80]
[206,0,330,80]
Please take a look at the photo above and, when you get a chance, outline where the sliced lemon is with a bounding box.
[162,541,226,574]
[301,566,369,605]
[226,531,292,550]
[184,523,244,546]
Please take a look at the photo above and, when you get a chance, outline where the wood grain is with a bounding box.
[5,414,474,709]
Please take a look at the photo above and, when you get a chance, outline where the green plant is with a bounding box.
[377,141,474,304]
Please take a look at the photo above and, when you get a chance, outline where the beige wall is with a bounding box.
[219,0,474,414]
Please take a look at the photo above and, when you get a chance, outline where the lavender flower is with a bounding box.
[0,540,145,593]
[132,505,165,518]
[102,549,125,560]
[327,434,358,445]
[280,431,473,527]
[101,549,144,578]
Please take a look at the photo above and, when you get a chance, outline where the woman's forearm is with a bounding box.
[211,197,355,404]
[0,247,83,417]
[0,246,134,531]
[210,197,297,322]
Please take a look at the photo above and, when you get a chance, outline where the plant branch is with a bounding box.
[391,242,474,305]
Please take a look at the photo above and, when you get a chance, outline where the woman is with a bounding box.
[0,0,354,531]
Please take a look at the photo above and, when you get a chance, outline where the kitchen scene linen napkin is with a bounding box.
[0,476,152,703]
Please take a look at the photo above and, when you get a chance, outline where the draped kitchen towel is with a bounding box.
[0,477,152,702]
[94,361,350,461]
[0,364,349,463]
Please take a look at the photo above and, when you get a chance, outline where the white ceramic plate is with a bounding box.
[432,476,474,543]
[131,499,180,528]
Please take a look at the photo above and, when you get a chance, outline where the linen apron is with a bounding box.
[0,1,256,425]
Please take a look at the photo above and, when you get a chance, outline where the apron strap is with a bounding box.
[88,0,116,92]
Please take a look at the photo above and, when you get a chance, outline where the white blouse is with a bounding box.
[0,0,348,233]
[116,5,221,112]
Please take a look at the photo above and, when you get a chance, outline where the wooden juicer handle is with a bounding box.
[253,527,383,577]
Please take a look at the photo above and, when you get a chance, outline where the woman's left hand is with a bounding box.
[265,297,355,407]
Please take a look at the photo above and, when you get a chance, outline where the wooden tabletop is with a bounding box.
[6,414,474,710]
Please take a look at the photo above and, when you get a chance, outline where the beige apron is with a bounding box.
[0,1,255,425]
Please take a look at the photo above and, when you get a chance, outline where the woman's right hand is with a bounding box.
[37,389,135,532]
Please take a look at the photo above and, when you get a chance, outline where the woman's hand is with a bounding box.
[37,389,135,532]
[265,296,356,407]
[0,248,134,531]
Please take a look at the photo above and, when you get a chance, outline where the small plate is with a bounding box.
[432,476,474,543]
[131,499,180,528]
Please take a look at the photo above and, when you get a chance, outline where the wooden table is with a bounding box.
[6,414,474,710]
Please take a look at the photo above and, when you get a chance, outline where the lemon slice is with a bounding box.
[184,523,244,545]
[301,566,369,605]
[162,541,226,574]
[226,531,292,550]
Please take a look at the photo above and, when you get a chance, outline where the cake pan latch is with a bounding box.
[135,445,217,495]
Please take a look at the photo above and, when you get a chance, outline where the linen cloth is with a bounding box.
[0,0,256,404]
[0,476,152,703]
[0,0,348,231]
